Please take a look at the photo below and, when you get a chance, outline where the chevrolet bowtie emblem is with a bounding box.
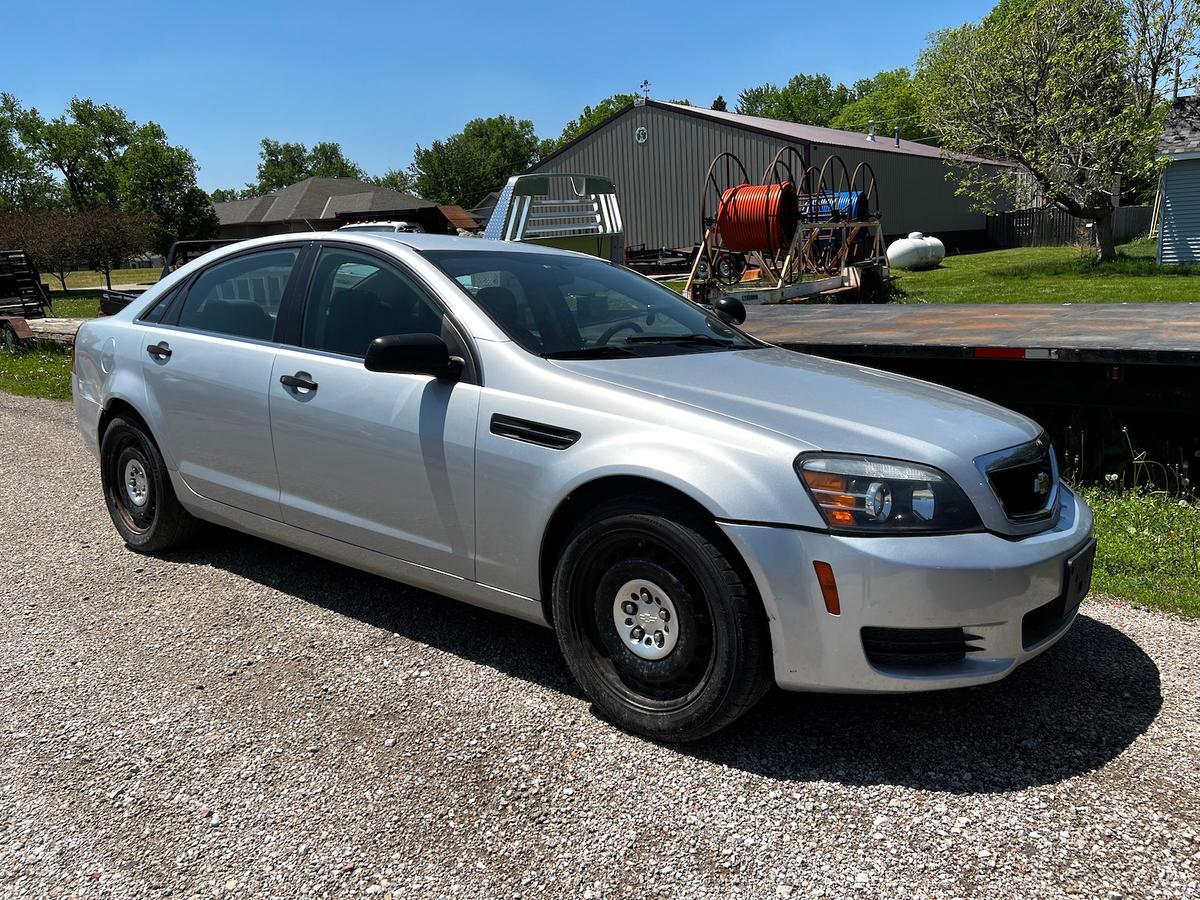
[1034,471,1051,496]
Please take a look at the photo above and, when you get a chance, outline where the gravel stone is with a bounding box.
[0,392,1197,898]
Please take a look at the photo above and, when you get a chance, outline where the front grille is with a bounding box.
[861,626,984,668]
[983,439,1056,521]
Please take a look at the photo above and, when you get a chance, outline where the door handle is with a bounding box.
[280,373,318,392]
[146,342,172,359]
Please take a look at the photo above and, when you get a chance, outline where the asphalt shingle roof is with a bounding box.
[1160,96,1200,155]
[214,177,434,226]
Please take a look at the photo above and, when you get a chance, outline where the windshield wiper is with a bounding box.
[624,333,736,348]
[542,345,639,359]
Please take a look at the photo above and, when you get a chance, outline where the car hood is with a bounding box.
[551,346,1041,466]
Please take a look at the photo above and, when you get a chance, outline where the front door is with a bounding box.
[141,246,302,519]
[268,245,479,578]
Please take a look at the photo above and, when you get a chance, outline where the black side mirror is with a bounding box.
[364,333,464,380]
[713,295,747,325]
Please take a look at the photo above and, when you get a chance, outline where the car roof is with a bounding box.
[363,231,588,257]
[338,221,414,228]
[194,231,595,267]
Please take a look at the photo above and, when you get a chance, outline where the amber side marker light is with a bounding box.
[813,561,841,616]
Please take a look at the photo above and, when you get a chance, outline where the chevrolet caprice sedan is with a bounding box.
[73,233,1095,741]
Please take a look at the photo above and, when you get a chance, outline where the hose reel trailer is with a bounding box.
[684,148,887,304]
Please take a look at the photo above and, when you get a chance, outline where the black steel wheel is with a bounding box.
[551,497,772,742]
[100,415,196,553]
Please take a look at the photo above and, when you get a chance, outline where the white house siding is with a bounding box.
[1159,158,1200,264]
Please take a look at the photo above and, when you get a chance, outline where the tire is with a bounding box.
[100,415,196,553]
[551,497,772,742]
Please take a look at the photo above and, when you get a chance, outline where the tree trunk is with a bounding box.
[103,266,112,290]
[1094,212,1116,262]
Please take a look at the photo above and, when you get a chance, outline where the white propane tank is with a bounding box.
[887,232,946,270]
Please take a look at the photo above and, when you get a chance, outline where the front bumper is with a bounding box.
[719,485,1094,693]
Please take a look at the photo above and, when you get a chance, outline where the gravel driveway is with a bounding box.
[0,392,1197,899]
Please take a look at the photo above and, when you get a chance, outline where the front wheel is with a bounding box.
[100,415,196,553]
[551,498,772,742]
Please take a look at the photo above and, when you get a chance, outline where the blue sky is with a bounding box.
[4,0,995,191]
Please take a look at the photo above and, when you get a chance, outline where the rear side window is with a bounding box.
[176,249,298,341]
[300,248,445,358]
[138,283,182,324]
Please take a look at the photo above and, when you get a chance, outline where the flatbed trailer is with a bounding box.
[742,303,1200,486]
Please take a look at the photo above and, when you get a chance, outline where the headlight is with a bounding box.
[796,454,982,534]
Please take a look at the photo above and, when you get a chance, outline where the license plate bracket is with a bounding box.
[1063,538,1097,619]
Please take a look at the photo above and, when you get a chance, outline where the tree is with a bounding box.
[0,97,59,211]
[209,187,248,203]
[370,168,416,195]
[252,139,366,192]
[9,97,138,209]
[711,96,728,111]
[0,210,82,290]
[2,95,217,253]
[117,138,218,254]
[555,94,640,149]
[75,207,153,290]
[919,0,1198,259]
[411,115,541,208]
[831,69,932,143]
[735,74,852,126]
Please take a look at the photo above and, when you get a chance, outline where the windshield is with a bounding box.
[339,225,399,233]
[422,249,761,358]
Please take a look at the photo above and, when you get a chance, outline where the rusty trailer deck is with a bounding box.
[744,303,1200,366]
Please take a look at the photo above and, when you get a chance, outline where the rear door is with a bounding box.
[140,244,308,519]
[268,243,480,577]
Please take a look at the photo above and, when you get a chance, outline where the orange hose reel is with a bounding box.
[715,181,799,254]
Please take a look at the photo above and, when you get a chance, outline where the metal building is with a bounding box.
[1157,96,1200,264]
[525,99,1005,253]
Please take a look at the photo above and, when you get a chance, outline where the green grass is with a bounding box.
[47,267,159,290]
[659,240,1200,304]
[1081,487,1199,617]
[895,239,1200,304]
[48,290,101,318]
[0,345,73,401]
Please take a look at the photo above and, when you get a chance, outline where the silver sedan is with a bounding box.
[73,233,1095,741]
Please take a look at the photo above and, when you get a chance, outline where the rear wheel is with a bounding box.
[551,497,772,742]
[100,416,196,553]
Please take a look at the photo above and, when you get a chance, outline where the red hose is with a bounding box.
[715,181,798,253]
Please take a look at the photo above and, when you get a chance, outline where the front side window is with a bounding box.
[301,248,445,358]
[176,248,298,340]
[423,250,761,358]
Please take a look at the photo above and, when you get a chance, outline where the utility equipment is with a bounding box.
[683,148,887,304]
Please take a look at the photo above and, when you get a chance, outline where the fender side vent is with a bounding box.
[861,626,984,667]
[491,414,580,450]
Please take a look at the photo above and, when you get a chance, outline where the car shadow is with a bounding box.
[685,613,1162,792]
[165,529,1162,794]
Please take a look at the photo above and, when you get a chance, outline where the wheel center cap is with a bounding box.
[612,578,679,661]
[124,460,149,508]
